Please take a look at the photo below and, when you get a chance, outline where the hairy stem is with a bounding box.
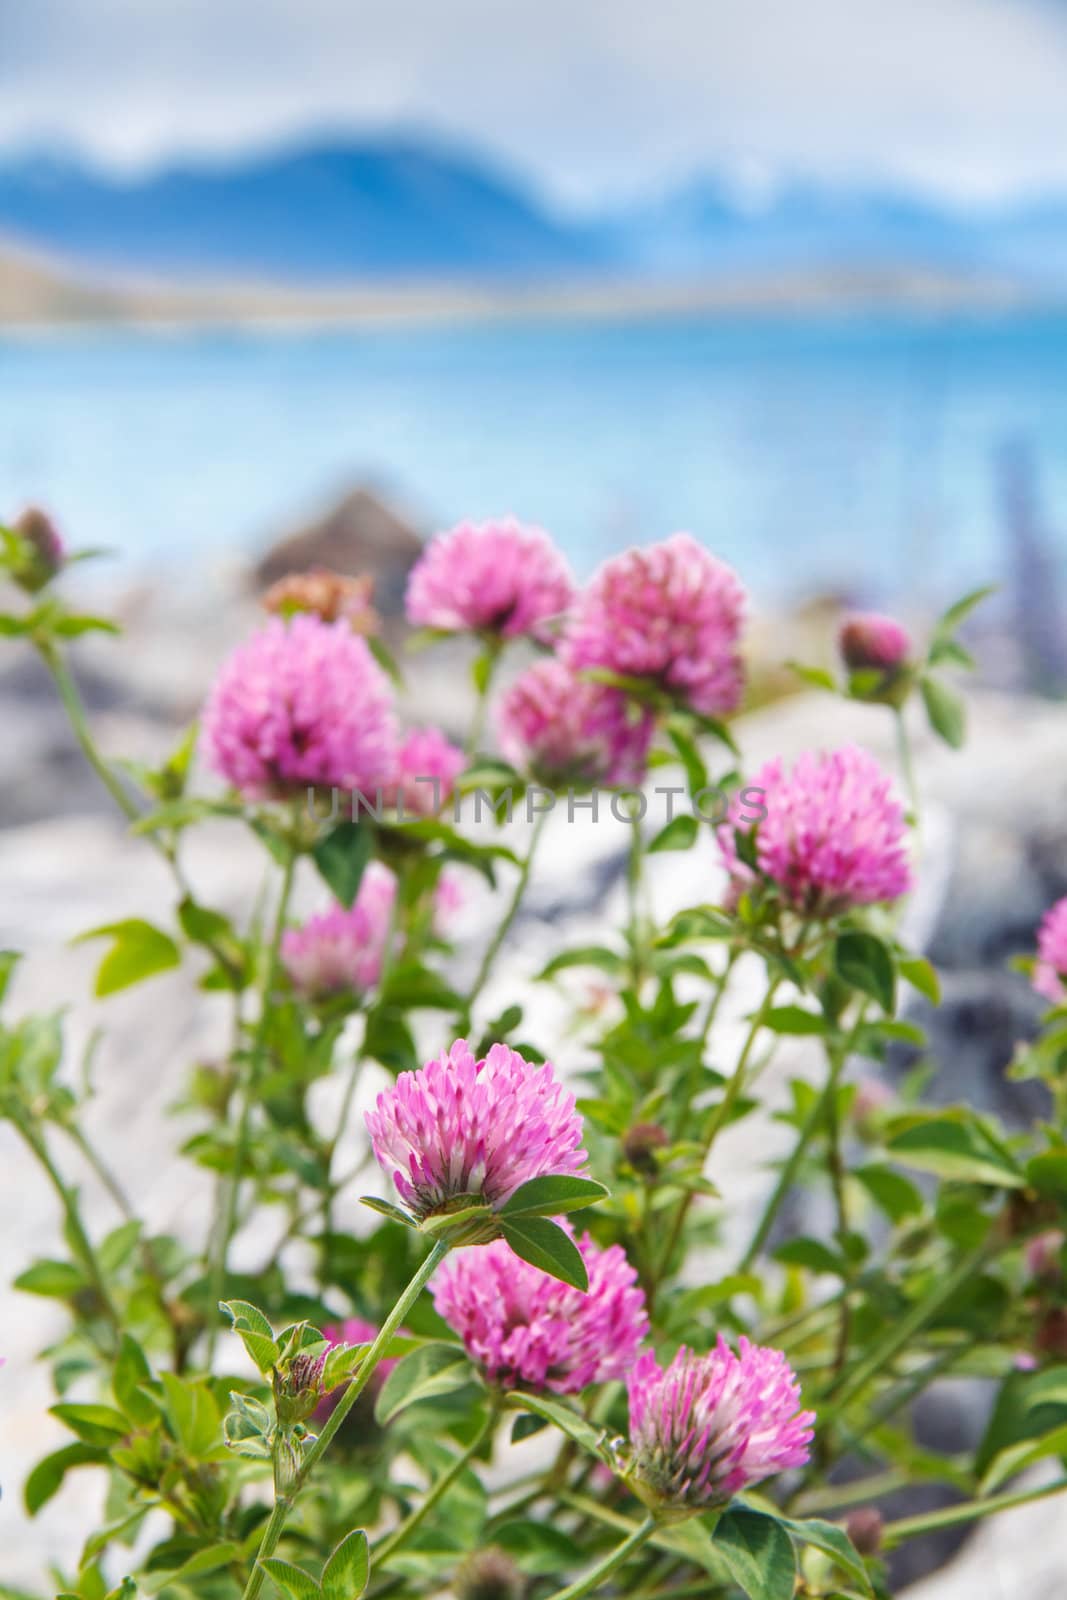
[882,1476,1067,1548]
[376,1404,496,1565]
[543,1513,658,1600]
[206,842,297,1365]
[242,1239,449,1600]
[460,806,549,1027]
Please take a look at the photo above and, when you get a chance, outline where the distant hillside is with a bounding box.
[0,139,607,284]
[4,135,1067,288]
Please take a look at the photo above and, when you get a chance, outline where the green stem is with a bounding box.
[460,807,548,1027]
[740,1009,865,1274]
[881,1476,1067,1548]
[321,1050,365,1253]
[65,1122,134,1218]
[376,1404,496,1565]
[651,981,781,1293]
[894,706,919,822]
[466,641,502,757]
[626,806,647,989]
[822,1239,993,1422]
[542,1513,658,1600]
[38,641,141,825]
[14,1115,121,1340]
[242,1240,450,1600]
[206,843,297,1365]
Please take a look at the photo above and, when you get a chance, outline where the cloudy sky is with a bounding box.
[3,0,1067,208]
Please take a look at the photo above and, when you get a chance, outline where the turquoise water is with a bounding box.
[2,307,1067,604]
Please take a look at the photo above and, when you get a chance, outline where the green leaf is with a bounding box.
[714,1509,797,1600]
[13,1259,86,1298]
[897,954,941,1005]
[312,822,374,908]
[886,1113,1024,1188]
[764,1005,829,1036]
[51,614,120,637]
[500,1216,589,1291]
[359,1195,417,1228]
[0,948,20,1006]
[24,1443,106,1514]
[774,1237,847,1277]
[920,675,966,749]
[378,962,463,1012]
[140,1543,239,1594]
[934,583,996,637]
[503,1392,611,1462]
[538,945,624,980]
[854,1164,924,1222]
[787,661,837,692]
[834,931,895,1013]
[773,1515,873,1595]
[493,1521,585,1575]
[220,1299,275,1338]
[159,1373,221,1457]
[322,1529,370,1600]
[74,918,181,997]
[375,1343,473,1425]
[113,1335,158,1425]
[500,1175,609,1219]
[648,814,699,853]
[259,1560,320,1600]
[50,1403,129,1447]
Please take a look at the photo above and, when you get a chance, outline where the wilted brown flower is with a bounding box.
[262,567,378,632]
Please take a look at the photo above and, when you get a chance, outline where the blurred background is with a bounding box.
[5,9,1067,1594]
[1,0,1067,659]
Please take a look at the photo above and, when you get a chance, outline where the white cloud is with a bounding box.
[2,0,1067,205]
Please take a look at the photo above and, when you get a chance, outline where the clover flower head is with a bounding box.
[563,534,746,716]
[365,1039,586,1226]
[8,506,65,591]
[839,612,912,673]
[387,726,466,815]
[497,658,654,789]
[405,517,575,642]
[202,614,397,798]
[281,863,396,998]
[1034,897,1067,1003]
[433,1222,647,1394]
[627,1338,814,1511]
[718,745,911,914]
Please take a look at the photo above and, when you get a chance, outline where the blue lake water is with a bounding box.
[2,307,1067,606]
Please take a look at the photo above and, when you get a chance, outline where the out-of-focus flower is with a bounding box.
[621,1122,670,1177]
[563,534,746,717]
[839,613,912,673]
[262,567,378,632]
[718,745,911,915]
[405,518,574,643]
[627,1338,814,1513]
[846,1508,885,1557]
[497,658,653,789]
[313,1316,404,1421]
[454,1548,526,1600]
[433,868,465,935]
[281,864,396,999]
[433,1224,647,1394]
[202,614,397,798]
[850,1077,894,1139]
[6,507,66,592]
[839,611,913,704]
[1025,1230,1065,1282]
[365,1039,586,1234]
[1034,898,1067,1004]
[385,727,466,816]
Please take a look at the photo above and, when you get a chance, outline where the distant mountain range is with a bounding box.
[3,135,1067,287]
